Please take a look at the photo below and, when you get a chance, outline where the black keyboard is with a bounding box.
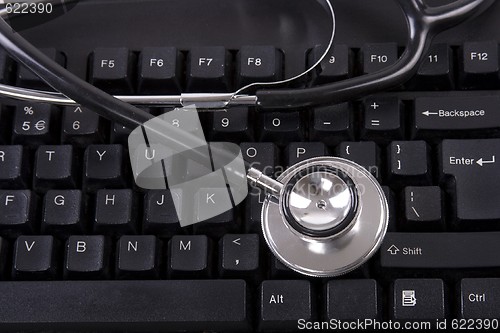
[1,0,500,331]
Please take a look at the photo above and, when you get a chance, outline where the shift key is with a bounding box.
[381,232,500,269]
[413,95,500,138]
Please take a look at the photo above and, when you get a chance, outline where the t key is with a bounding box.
[34,145,76,191]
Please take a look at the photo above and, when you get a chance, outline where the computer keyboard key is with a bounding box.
[90,47,135,93]
[240,142,277,176]
[326,279,380,320]
[362,97,403,142]
[94,189,136,234]
[411,43,453,90]
[169,235,211,277]
[12,103,58,146]
[17,48,65,90]
[62,106,105,146]
[143,190,182,235]
[440,139,500,226]
[186,46,230,92]
[403,187,443,231]
[0,145,28,189]
[388,141,430,186]
[383,186,397,232]
[0,190,36,236]
[138,47,182,93]
[285,142,327,167]
[42,190,84,236]
[381,232,500,269]
[259,280,313,331]
[260,112,304,145]
[0,280,250,331]
[309,44,350,84]
[460,41,499,89]
[413,95,500,139]
[237,46,283,87]
[245,188,265,233]
[34,145,76,191]
[13,235,56,280]
[0,48,13,84]
[220,234,260,277]
[211,107,253,142]
[310,103,354,145]
[65,235,109,279]
[117,235,159,278]
[337,142,380,179]
[391,279,446,320]
[83,144,126,191]
[193,188,236,237]
[363,43,398,74]
[460,278,500,319]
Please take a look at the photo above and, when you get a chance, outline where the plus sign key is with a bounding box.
[361,97,403,142]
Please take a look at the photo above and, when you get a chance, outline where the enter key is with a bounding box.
[440,139,500,226]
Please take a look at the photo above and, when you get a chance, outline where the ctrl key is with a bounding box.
[259,280,313,332]
[461,278,500,319]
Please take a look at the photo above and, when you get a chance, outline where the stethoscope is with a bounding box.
[0,0,493,277]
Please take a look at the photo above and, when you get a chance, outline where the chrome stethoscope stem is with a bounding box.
[246,168,283,198]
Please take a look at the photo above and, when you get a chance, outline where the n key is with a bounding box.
[117,235,159,278]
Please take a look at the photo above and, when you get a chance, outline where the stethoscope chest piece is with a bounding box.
[255,157,388,277]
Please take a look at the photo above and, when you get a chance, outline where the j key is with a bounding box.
[168,235,211,277]
[391,279,446,320]
[0,280,250,331]
[0,145,28,188]
[220,234,259,277]
[260,112,304,145]
[83,144,126,191]
[34,145,76,191]
[440,139,500,226]
[363,43,398,74]
[42,190,84,236]
[388,141,430,186]
[460,278,500,319]
[143,190,182,235]
[138,47,182,93]
[460,41,499,89]
[259,280,313,332]
[411,43,453,90]
[17,48,65,90]
[211,107,252,142]
[186,47,230,92]
[337,142,381,179]
[0,190,36,236]
[94,189,135,234]
[362,97,403,142]
[237,46,283,87]
[245,188,265,233]
[240,142,277,176]
[193,188,235,237]
[62,106,105,146]
[13,235,56,280]
[90,47,134,93]
[116,235,159,278]
[413,95,500,139]
[309,44,350,85]
[310,103,354,145]
[65,235,108,279]
[12,103,58,146]
[403,187,443,231]
[326,280,380,320]
[380,232,500,269]
[285,142,327,167]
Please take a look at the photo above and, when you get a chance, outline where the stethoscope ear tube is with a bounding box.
[255,0,494,110]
